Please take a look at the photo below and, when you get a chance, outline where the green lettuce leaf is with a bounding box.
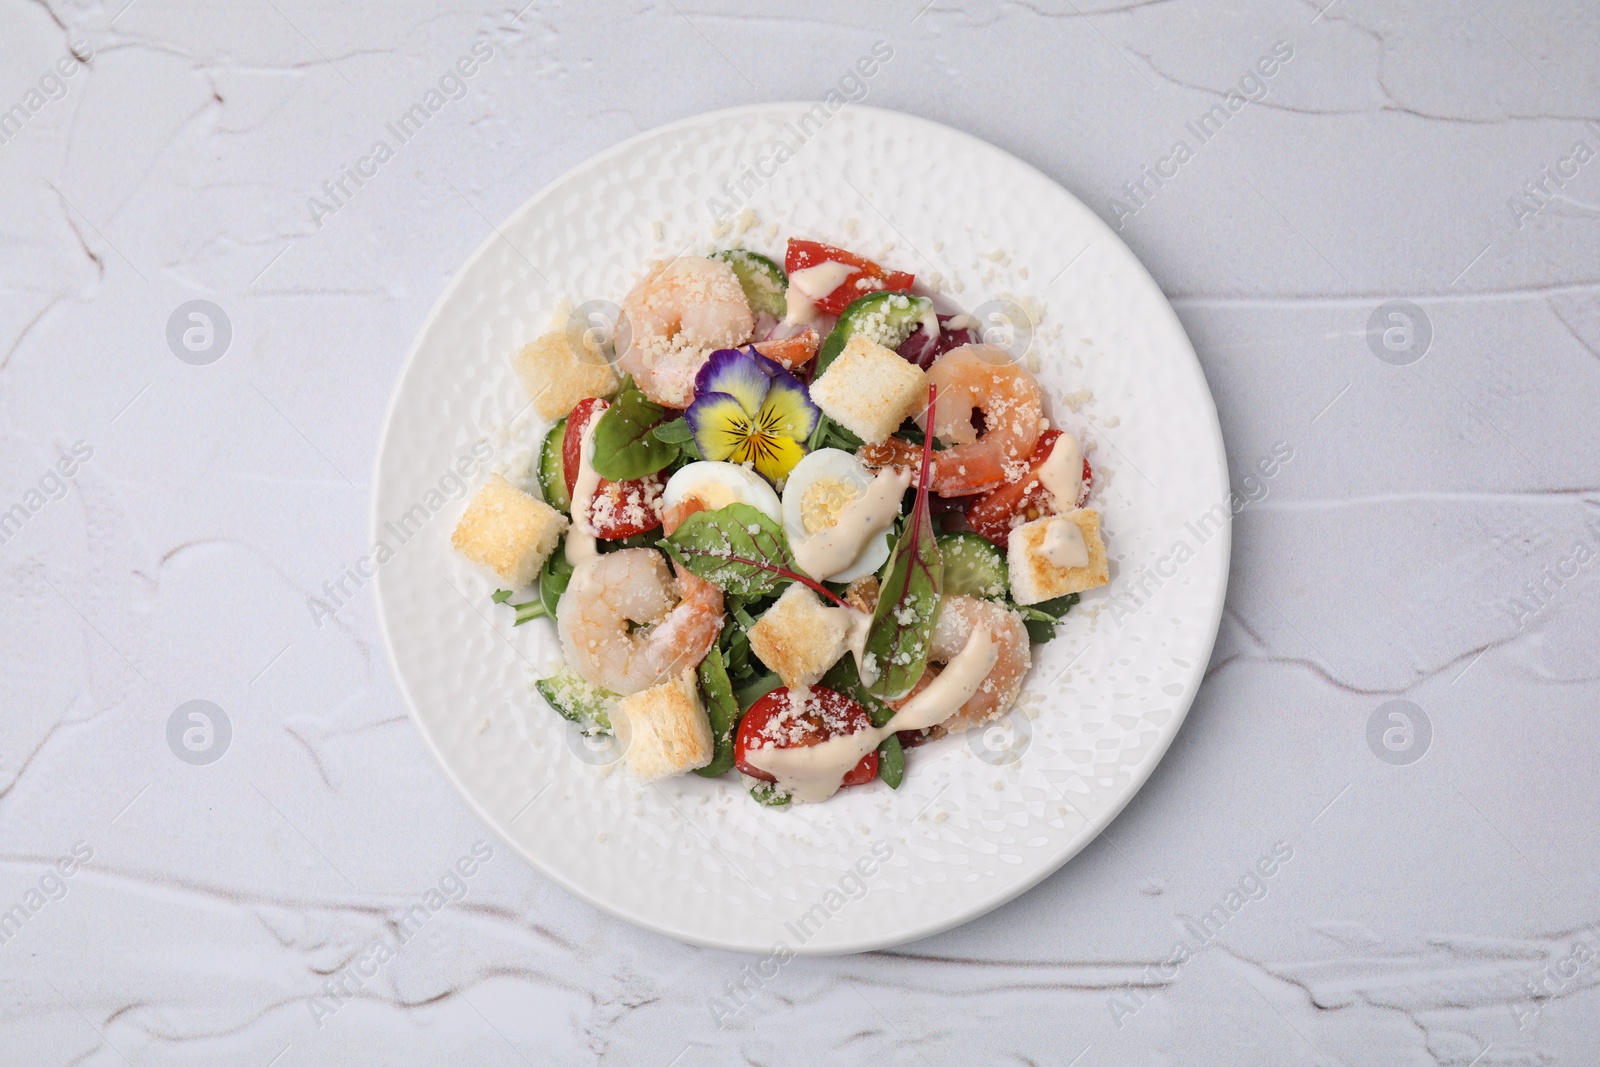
[661,502,801,600]
[591,383,676,480]
[864,388,943,700]
[694,644,741,778]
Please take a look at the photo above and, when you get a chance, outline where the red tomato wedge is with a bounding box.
[562,397,665,539]
[735,686,878,786]
[784,239,914,316]
[964,430,1093,546]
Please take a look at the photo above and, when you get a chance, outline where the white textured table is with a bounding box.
[3,1,1597,1063]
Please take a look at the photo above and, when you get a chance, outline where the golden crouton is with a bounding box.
[808,335,927,445]
[512,327,619,422]
[1007,508,1109,605]
[747,583,851,690]
[615,669,714,782]
[451,474,567,587]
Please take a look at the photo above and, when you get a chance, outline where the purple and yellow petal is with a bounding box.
[750,433,807,483]
[756,368,820,442]
[693,349,768,416]
[687,348,817,483]
[685,391,754,461]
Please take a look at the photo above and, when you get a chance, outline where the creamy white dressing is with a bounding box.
[1040,516,1089,570]
[791,467,910,581]
[746,622,996,803]
[823,603,875,685]
[888,625,995,732]
[564,416,602,566]
[943,313,978,332]
[746,728,884,804]
[1035,431,1083,510]
[783,260,857,325]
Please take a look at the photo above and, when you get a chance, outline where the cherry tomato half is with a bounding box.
[784,238,914,317]
[562,397,664,539]
[735,686,878,787]
[964,430,1093,546]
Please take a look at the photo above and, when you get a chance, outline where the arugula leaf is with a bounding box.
[694,644,741,778]
[735,671,783,713]
[892,419,949,451]
[728,599,759,630]
[591,383,676,480]
[1032,592,1082,616]
[1014,592,1079,643]
[491,587,546,624]
[864,386,944,700]
[663,502,847,604]
[718,615,752,685]
[539,545,574,617]
[807,413,863,453]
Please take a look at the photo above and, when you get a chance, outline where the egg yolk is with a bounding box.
[800,478,859,534]
[688,484,741,510]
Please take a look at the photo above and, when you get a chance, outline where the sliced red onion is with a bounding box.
[897,313,980,369]
[897,322,940,369]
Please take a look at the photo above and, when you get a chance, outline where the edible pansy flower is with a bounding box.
[686,348,819,483]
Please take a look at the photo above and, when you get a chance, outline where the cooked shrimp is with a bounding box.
[658,496,729,641]
[618,256,754,408]
[859,343,1045,496]
[892,595,1030,731]
[557,548,724,695]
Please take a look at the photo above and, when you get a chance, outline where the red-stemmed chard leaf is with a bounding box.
[864,385,944,700]
[662,502,850,607]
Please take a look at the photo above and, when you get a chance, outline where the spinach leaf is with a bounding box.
[694,644,741,778]
[591,384,676,480]
[876,734,904,789]
[651,418,694,444]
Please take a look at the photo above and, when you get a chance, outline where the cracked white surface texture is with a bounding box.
[2,0,1597,1064]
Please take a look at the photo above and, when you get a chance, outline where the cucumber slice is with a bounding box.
[712,249,788,318]
[938,532,1008,598]
[816,290,934,374]
[539,418,570,512]
[534,669,615,732]
[748,779,792,807]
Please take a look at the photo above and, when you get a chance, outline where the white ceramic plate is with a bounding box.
[373,104,1229,955]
